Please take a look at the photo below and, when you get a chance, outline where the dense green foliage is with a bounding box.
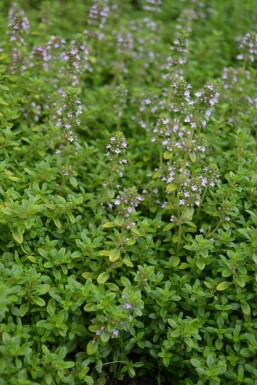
[1,1,257,384]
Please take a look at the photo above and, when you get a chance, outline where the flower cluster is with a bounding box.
[60,39,89,86]
[105,132,127,162]
[30,46,50,70]
[7,3,29,45]
[46,35,66,61]
[160,161,219,208]
[88,0,109,30]
[193,81,220,126]
[222,67,239,90]
[7,4,29,73]
[54,90,83,155]
[150,80,220,209]
[143,0,162,12]
[237,32,257,63]
[131,91,161,132]
[152,117,205,154]
[176,8,197,34]
[91,295,136,343]
[114,187,143,217]
[169,80,193,114]
[176,166,219,207]
[128,17,160,70]
[21,101,42,124]
[84,0,110,41]
[116,30,134,56]
[162,32,189,82]
[112,85,128,118]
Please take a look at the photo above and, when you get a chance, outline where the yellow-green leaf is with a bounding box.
[28,255,37,263]
[53,218,62,228]
[0,54,8,60]
[102,222,115,229]
[99,250,110,257]
[241,303,251,316]
[87,341,98,355]
[12,230,24,244]
[0,98,9,106]
[166,184,177,192]
[153,171,162,179]
[97,272,110,284]
[100,331,110,343]
[216,281,231,291]
[123,258,133,267]
[169,256,180,267]
[109,249,120,262]
[114,217,124,226]
[8,176,20,181]
[163,223,175,231]
[82,272,92,279]
[189,152,196,163]
[163,151,172,159]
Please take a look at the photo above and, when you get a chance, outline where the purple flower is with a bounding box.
[112,329,119,337]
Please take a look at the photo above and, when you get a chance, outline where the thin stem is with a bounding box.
[101,360,127,366]
[195,186,208,220]
[206,216,224,238]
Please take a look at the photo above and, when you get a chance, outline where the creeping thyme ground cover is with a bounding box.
[1,1,257,384]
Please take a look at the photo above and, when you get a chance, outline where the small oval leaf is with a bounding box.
[97,272,110,284]
[216,281,231,291]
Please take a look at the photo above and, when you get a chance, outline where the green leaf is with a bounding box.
[36,284,50,295]
[0,97,8,106]
[241,303,251,315]
[163,151,172,159]
[123,258,133,267]
[114,217,124,226]
[235,275,246,288]
[222,269,232,277]
[120,276,131,287]
[189,152,196,163]
[169,256,180,267]
[166,183,177,192]
[69,176,78,188]
[216,281,231,291]
[54,218,62,228]
[84,303,98,312]
[0,54,8,60]
[126,238,136,245]
[82,272,92,279]
[163,223,175,231]
[27,255,37,263]
[97,272,110,284]
[190,358,201,368]
[152,171,162,179]
[19,303,29,317]
[100,331,110,343]
[109,249,120,262]
[99,250,110,257]
[45,373,52,385]
[196,259,205,270]
[33,296,46,307]
[11,229,24,244]
[184,207,194,220]
[107,189,115,198]
[102,222,116,229]
[106,283,119,291]
[87,341,98,355]
[47,298,56,316]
